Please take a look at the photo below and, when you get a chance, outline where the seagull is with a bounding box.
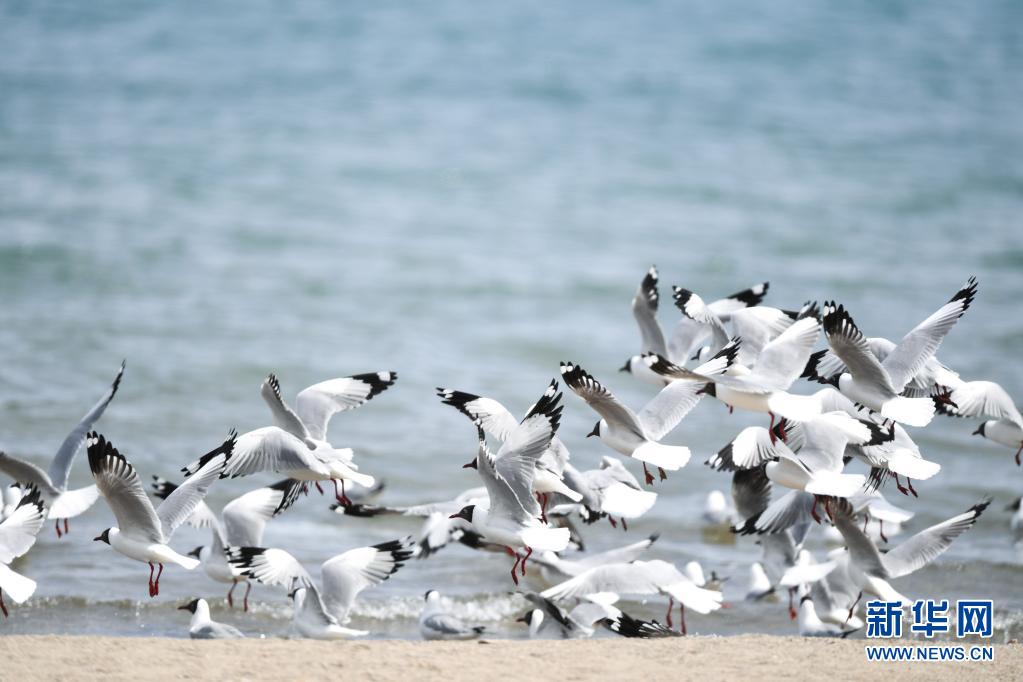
[178,598,245,639]
[0,486,46,617]
[419,590,487,640]
[436,383,583,518]
[288,586,370,639]
[153,476,304,611]
[260,370,397,449]
[818,277,977,427]
[227,536,415,628]
[180,425,372,507]
[668,283,769,364]
[560,349,735,484]
[518,592,623,639]
[87,431,234,597]
[933,378,1023,464]
[604,611,682,638]
[763,412,879,509]
[551,458,658,530]
[619,268,768,384]
[449,383,571,584]
[702,490,733,526]
[0,361,124,537]
[830,497,990,620]
[530,534,659,585]
[648,317,825,436]
[796,590,858,638]
[540,559,724,635]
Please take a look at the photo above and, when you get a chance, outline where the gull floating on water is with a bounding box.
[419,589,487,640]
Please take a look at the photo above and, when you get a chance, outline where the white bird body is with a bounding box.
[0,486,47,613]
[107,528,199,569]
[419,590,486,641]
[179,598,245,639]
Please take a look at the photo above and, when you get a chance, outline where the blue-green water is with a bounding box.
[1,2,1021,639]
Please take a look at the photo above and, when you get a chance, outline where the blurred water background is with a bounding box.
[1,1,1021,640]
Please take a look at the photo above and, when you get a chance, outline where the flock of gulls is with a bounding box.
[1,267,1021,642]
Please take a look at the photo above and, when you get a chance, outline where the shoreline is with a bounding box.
[0,635,1018,681]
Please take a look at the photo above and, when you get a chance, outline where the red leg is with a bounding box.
[147,562,155,597]
[314,481,324,495]
[0,589,7,618]
[879,520,888,543]
[810,495,821,524]
[643,463,654,486]
[788,588,797,620]
[608,516,617,529]
[55,519,62,539]
[333,479,352,507]
[680,604,687,636]
[537,493,548,524]
[768,412,777,445]
[154,563,164,596]
[666,597,674,629]
[658,467,667,481]
[64,518,69,535]
[893,474,909,496]
[844,591,862,626]
[620,517,628,531]
[509,554,521,586]
[521,547,532,577]
[728,405,734,415]
[907,478,918,498]
[1016,443,1022,466]
[227,581,236,608]
[243,581,252,612]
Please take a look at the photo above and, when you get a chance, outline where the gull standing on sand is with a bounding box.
[419,589,487,640]
[449,384,571,584]
[88,432,235,597]
[0,486,46,617]
[0,362,124,537]
[561,344,737,484]
[152,476,304,611]
[818,277,977,427]
[178,598,245,639]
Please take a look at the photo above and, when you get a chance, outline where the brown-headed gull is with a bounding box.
[178,598,245,639]
[0,361,124,537]
[449,384,570,584]
[88,431,234,597]
[419,589,487,640]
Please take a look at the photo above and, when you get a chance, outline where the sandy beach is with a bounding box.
[1,635,1019,681]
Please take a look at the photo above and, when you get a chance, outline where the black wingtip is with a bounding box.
[523,382,563,434]
[351,371,398,400]
[86,432,120,476]
[150,475,179,500]
[639,265,659,308]
[950,276,979,308]
[725,281,770,308]
[15,484,44,512]
[969,498,992,517]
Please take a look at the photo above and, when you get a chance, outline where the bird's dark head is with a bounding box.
[516,611,534,625]
[587,421,601,438]
[799,595,812,606]
[462,457,478,470]
[93,528,111,544]
[188,545,204,559]
[619,358,633,374]
[424,589,439,602]
[177,599,200,613]
[449,505,475,522]
[972,423,986,437]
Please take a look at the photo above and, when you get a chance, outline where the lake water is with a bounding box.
[1,1,1021,640]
